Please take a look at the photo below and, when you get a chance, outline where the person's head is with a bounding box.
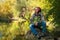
[34,7,41,13]
[21,7,26,12]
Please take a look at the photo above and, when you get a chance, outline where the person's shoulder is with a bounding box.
[38,12,41,15]
[39,12,42,14]
[39,12,43,15]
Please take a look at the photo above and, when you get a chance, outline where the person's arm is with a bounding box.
[30,14,35,24]
[40,13,45,21]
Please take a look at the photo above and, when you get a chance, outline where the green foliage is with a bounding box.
[46,0,60,28]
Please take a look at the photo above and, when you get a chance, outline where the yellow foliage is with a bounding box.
[0,0,16,13]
